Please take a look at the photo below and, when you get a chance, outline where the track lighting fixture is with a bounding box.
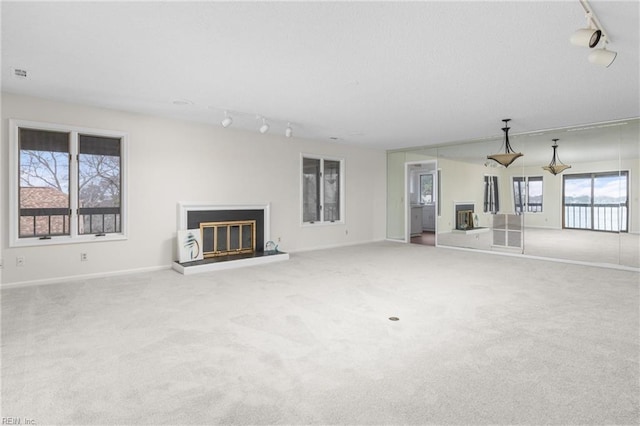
[221,111,233,128]
[588,46,617,67]
[285,123,293,138]
[570,0,617,67]
[258,117,270,134]
[543,139,571,175]
[570,27,601,48]
[486,119,523,168]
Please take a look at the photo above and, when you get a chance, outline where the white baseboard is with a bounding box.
[1,265,171,289]
[291,239,386,253]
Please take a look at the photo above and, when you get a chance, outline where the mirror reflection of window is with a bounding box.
[484,175,499,213]
[513,176,543,213]
[563,171,629,232]
[420,174,433,204]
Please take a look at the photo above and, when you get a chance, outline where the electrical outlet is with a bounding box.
[277,237,281,243]
[80,253,88,262]
[16,256,25,267]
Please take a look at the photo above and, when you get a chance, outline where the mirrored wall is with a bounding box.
[387,118,639,269]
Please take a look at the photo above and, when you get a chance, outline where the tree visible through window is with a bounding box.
[19,128,70,237]
[78,134,122,235]
[12,120,126,245]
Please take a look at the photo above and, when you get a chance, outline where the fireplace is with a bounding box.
[173,203,288,274]
[455,203,476,230]
[452,201,489,235]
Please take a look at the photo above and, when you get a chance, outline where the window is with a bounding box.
[78,134,122,235]
[563,171,628,232]
[420,174,434,204]
[512,176,543,213]
[10,119,127,246]
[302,155,344,224]
[483,175,499,213]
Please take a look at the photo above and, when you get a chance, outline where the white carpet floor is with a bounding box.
[2,241,639,425]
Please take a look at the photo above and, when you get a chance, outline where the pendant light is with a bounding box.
[486,119,523,168]
[542,139,571,175]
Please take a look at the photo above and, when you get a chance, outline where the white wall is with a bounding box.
[1,93,387,286]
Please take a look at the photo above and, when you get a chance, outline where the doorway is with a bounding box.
[405,161,437,246]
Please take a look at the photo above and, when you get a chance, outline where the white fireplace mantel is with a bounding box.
[173,202,288,275]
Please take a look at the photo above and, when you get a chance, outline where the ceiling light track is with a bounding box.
[206,104,295,137]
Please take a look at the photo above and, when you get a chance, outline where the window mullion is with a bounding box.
[319,159,324,222]
[69,131,80,238]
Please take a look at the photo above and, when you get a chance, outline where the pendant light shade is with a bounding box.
[542,139,571,175]
[487,119,523,168]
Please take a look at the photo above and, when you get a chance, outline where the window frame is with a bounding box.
[483,174,500,213]
[562,170,629,232]
[9,119,128,247]
[512,175,543,213]
[419,173,434,204]
[300,153,345,226]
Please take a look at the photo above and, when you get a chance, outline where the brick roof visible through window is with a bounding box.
[19,187,69,236]
[20,187,68,208]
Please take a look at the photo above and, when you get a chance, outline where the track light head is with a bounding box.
[285,123,293,138]
[588,46,617,67]
[221,111,233,128]
[570,28,602,48]
[259,117,270,134]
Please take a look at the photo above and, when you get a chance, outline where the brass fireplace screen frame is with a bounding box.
[199,220,256,258]
[457,210,474,230]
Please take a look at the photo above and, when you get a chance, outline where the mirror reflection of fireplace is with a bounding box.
[457,210,474,230]
[200,220,256,258]
[454,203,476,230]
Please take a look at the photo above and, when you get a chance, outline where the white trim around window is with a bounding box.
[9,119,129,247]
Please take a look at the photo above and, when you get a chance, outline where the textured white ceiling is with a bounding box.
[2,1,639,150]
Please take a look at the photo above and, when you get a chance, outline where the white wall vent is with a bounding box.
[12,68,28,79]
